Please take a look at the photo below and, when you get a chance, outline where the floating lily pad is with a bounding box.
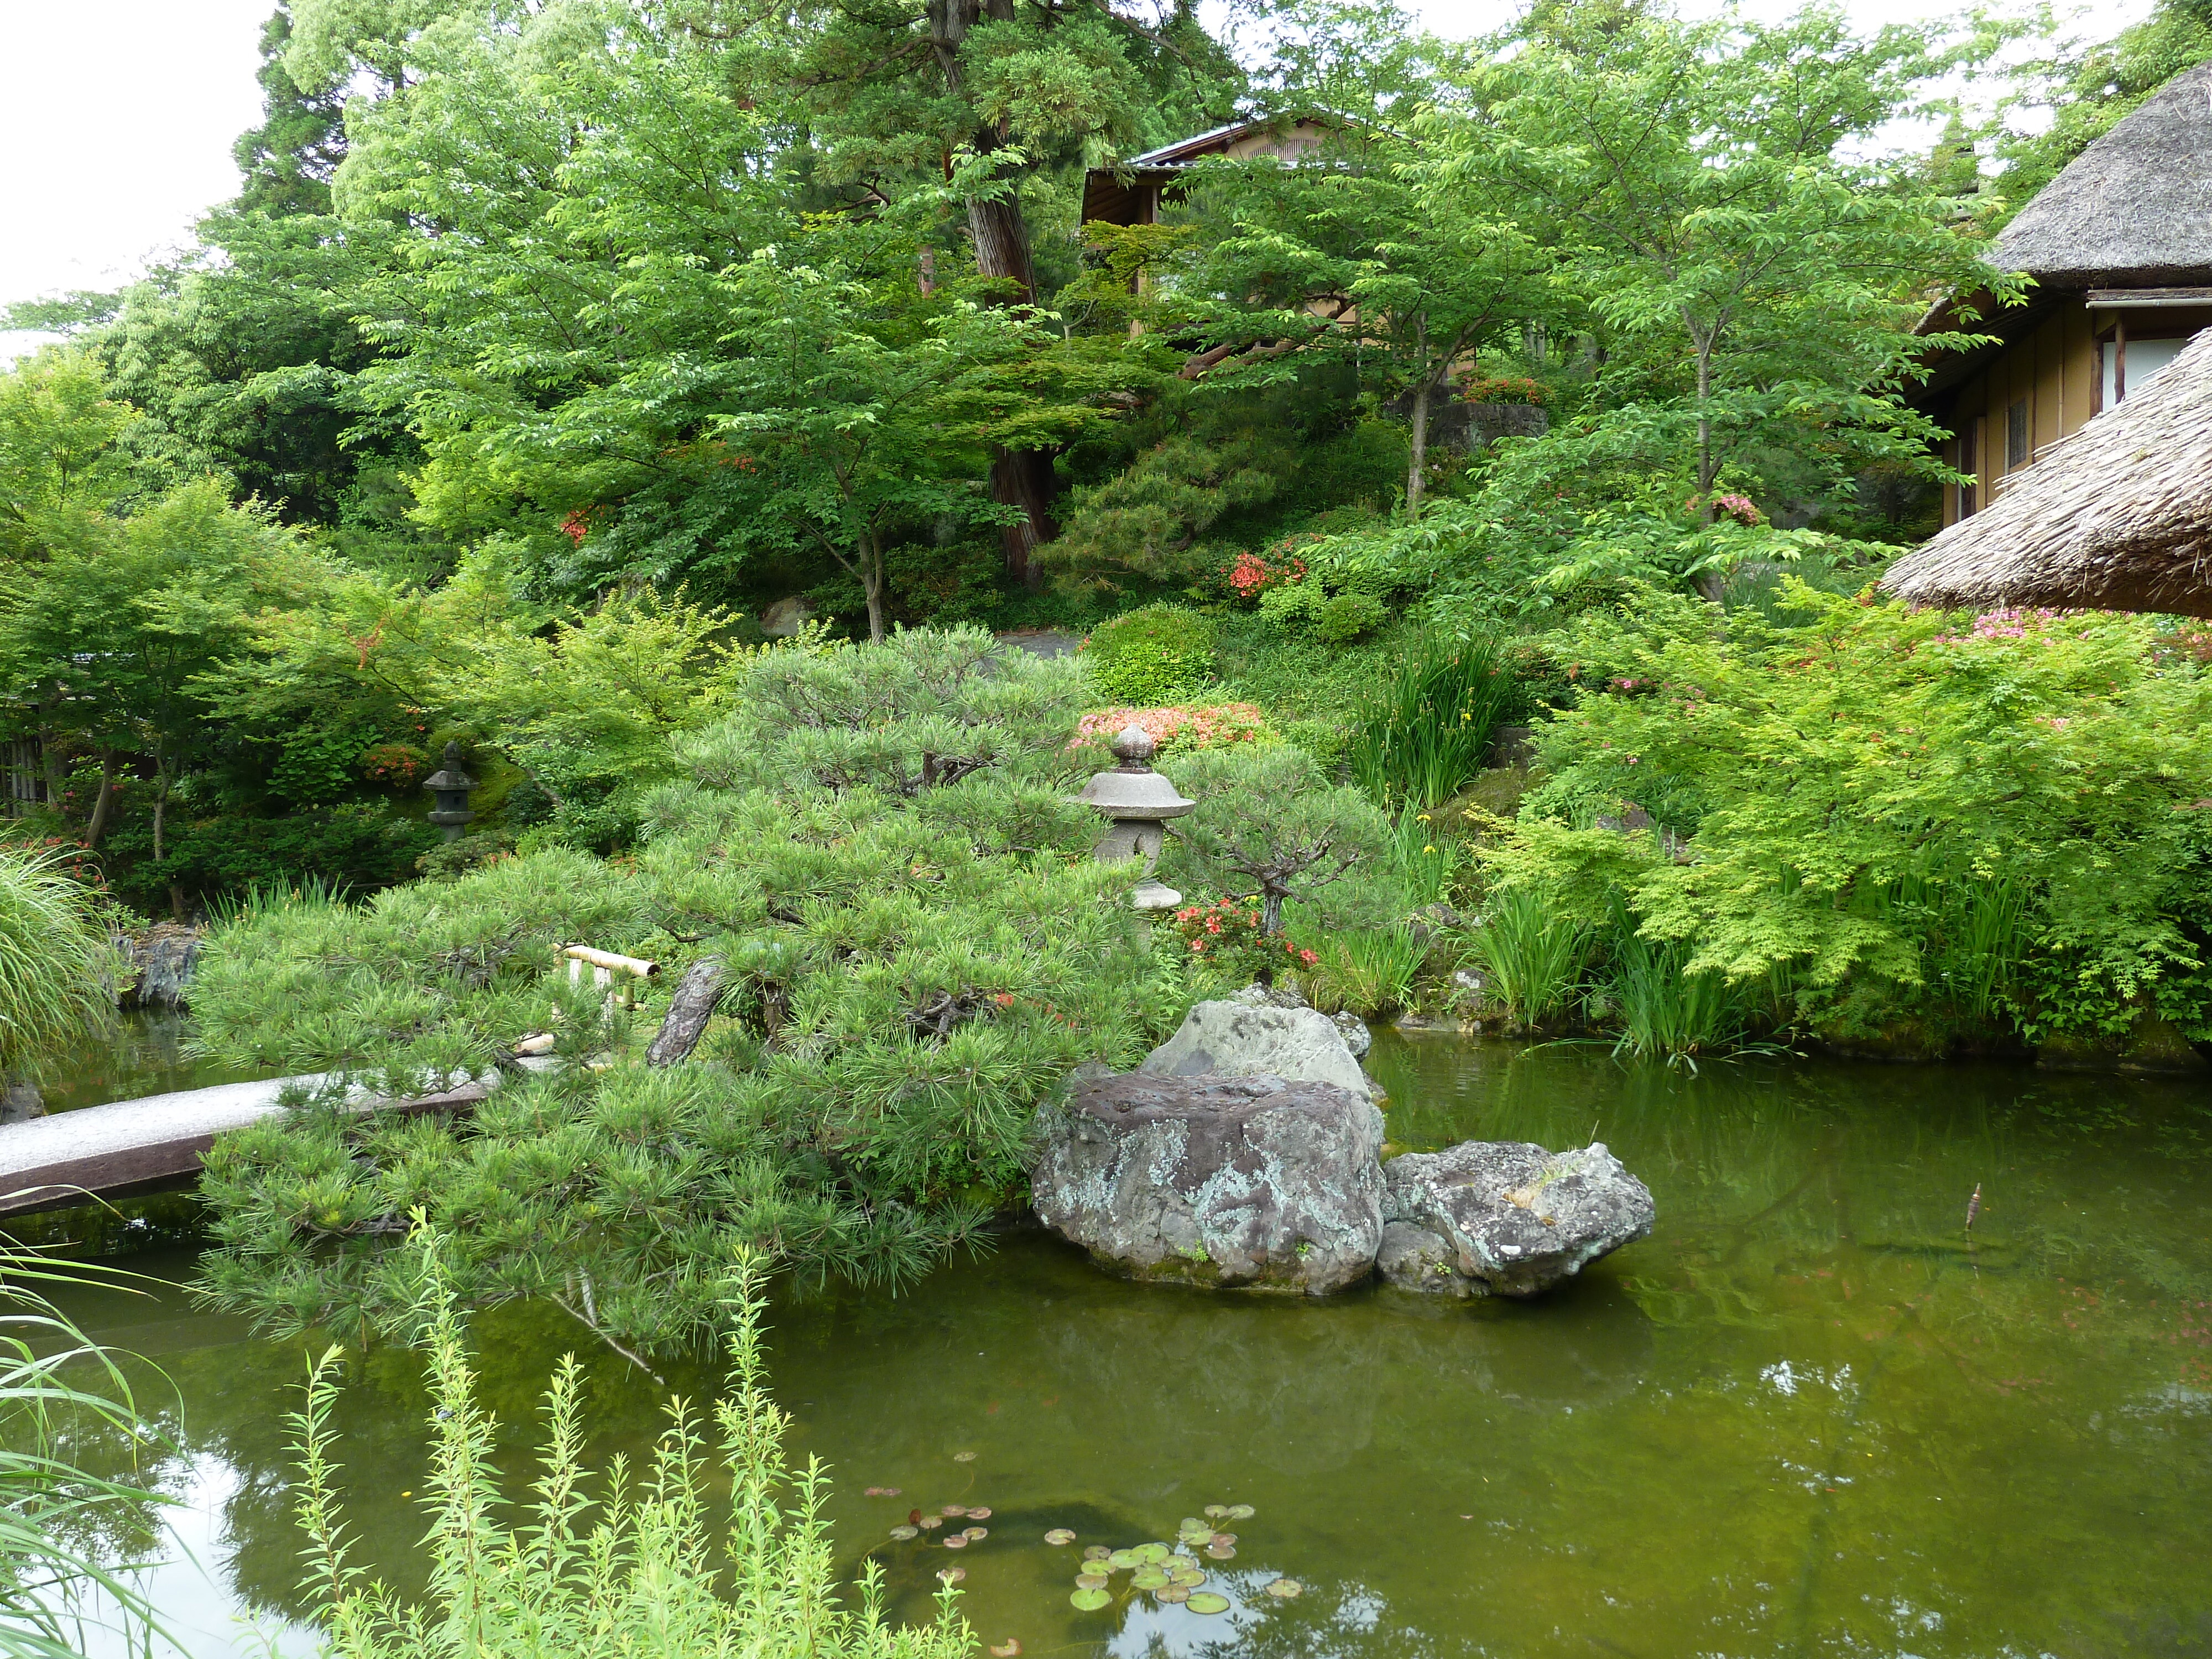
[1209,1532,1237,1547]
[943,1534,968,1550]
[964,1527,988,1541]
[938,1566,966,1584]
[967,1506,992,1520]
[1225,1504,1254,1521]
[1070,1588,1111,1612]
[1264,1578,1303,1599]
[1134,1543,1171,1564]
[1155,1585,1192,1605]
[1082,1545,1112,1562]
[1044,1529,1076,1546]
[942,1504,969,1518]
[1203,1504,1228,1519]
[1177,1517,1207,1535]
[1107,1550,1141,1571]
[1131,1567,1170,1591]
[953,1451,978,1463]
[988,1643,1020,1657]
[1205,1543,1236,1559]
[1186,1592,1231,1615]
[1075,1572,1110,1592]
[865,1486,902,1498]
[1171,1567,1207,1589]
[889,1525,919,1540]
[919,1516,943,1530]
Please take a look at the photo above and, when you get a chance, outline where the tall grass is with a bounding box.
[0,848,117,1082]
[1468,886,1589,1030]
[292,1219,971,1659]
[1349,632,1524,810]
[0,1248,175,1658]
[1604,927,1756,1068]
[1304,926,1423,1018]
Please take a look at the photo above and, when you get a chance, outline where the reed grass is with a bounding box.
[1349,632,1524,810]
[0,848,117,1080]
[1603,927,1757,1068]
[1304,926,1424,1018]
[1468,886,1589,1030]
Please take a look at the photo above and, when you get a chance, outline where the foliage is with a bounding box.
[192,629,1186,1349]
[291,1221,971,1659]
[1257,580,1386,645]
[1492,587,2212,1045]
[0,847,117,1082]
[1165,896,1319,984]
[1165,743,1395,935]
[1302,925,1421,1018]
[1348,630,1525,810]
[1072,703,1271,753]
[1080,604,1219,705]
[0,1248,175,1659]
[1466,884,1590,1032]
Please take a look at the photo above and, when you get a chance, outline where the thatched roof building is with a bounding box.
[1883,327,2212,617]
[1912,64,2212,530]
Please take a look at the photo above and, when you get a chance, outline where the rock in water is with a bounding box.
[0,1080,45,1125]
[1141,1001,1374,1102]
[1379,1141,1653,1298]
[1029,1073,1385,1293]
[118,925,201,1010]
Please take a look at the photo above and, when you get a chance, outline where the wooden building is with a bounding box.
[1916,62,2212,527]
[1079,117,1335,228]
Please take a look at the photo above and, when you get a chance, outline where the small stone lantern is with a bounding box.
[1077,725,1194,911]
[424,741,477,842]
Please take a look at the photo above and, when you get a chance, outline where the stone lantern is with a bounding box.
[424,741,477,842]
[1077,725,1194,911]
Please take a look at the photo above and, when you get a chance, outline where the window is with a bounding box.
[2006,398,2030,468]
[2102,335,2187,407]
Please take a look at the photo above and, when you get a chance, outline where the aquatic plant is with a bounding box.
[1602,924,1758,1066]
[290,1220,969,1659]
[1304,926,1423,1018]
[1347,631,1524,810]
[0,1248,174,1659]
[1468,885,1590,1030]
[0,846,117,1093]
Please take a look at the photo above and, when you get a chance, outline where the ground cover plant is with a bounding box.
[191,629,1192,1351]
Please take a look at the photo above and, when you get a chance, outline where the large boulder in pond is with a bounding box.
[1029,1072,1385,1295]
[1378,1140,1653,1299]
[118,924,201,1010]
[1141,1000,1374,1101]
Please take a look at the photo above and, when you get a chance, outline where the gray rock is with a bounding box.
[0,1080,45,1125]
[1029,1072,1385,1294]
[1230,981,1308,1010]
[118,925,201,1010]
[759,596,815,638]
[1141,1000,1374,1101]
[1379,1140,1653,1298]
[1330,1009,1372,1061]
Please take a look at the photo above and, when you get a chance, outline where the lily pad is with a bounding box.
[889,1525,919,1540]
[1155,1584,1192,1605]
[1070,1588,1111,1612]
[943,1534,968,1550]
[967,1506,992,1519]
[942,1504,969,1518]
[988,1643,1020,1657]
[1171,1567,1207,1589]
[1134,1543,1171,1564]
[1186,1592,1231,1616]
[953,1451,978,1463]
[1264,1578,1303,1599]
[1177,1517,1207,1535]
[1044,1529,1076,1546]
[937,1566,966,1584]
[1083,1545,1112,1562]
[1209,1533,1237,1548]
[1075,1572,1110,1592]
[1204,1543,1236,1559]
[964,1527,988,1541]
[1225,1504,1254,1521]
[865,1486,902,1498]
[1131,1567,1170,1591]
[919,1516,943,1530]
[1107,1550,1142,1571]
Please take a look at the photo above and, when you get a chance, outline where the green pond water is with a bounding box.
[22,1034,2212,1657]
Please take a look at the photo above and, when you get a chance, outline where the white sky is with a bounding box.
[0,0,2159,359]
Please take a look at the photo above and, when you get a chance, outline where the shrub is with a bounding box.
[1254,580,1383,644]
[1073,703,1270,752]
[1081,604,1218,703]
[1349,632,1526,810]
[1166,895,1319,983]
[192,628,1186,1349]
[291,1222,970,1659]
[1456,373,1547,406]
[1164,744,1396,935]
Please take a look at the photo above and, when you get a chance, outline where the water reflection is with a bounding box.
[23,1034,2212,1657]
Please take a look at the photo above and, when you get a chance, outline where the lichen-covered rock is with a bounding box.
[117,925,201,1010]
[1227,982,1370,1058]
[1379,1140,1653,1298]
[1029,1073,1385,1294]
[1141,1000,1373,1100]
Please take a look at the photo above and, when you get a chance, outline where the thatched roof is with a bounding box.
[1882,327,2212,617]
[1988,62,2212,287]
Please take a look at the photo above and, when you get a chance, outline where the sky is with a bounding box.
[0,0,2158,358]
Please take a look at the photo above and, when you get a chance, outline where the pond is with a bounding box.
[22,1034,2212,1657]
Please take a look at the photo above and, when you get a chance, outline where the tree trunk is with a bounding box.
[862,535,887,643]
[1691,334,1726,603]
[990,448,1058,588]
[38,729,68,820]
[152,779,168,863]
[81,750,118,849]
[1260,887,1285,936]
[1405,315,1432,514]
[646,957,726,1067]
[926,0,1056,576]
